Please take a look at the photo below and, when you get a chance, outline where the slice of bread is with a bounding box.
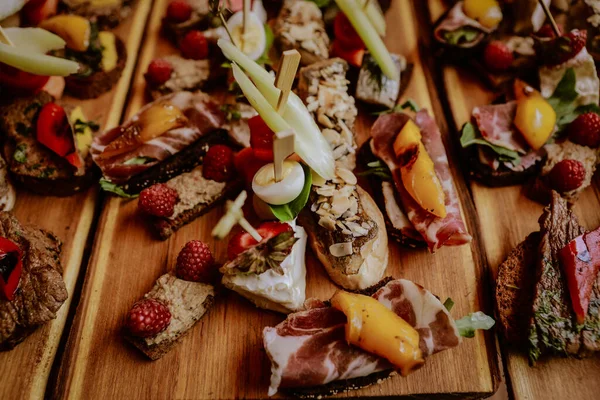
[65,35,127,99]
[495,232,540,345]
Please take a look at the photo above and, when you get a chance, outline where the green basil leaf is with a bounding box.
[455,312,495,338]
[99,179,138,198]
[459,122,520,162]
[268,164,312,222]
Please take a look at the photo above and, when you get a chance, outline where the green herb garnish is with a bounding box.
[220,104,242,121]
[99,179,139,198]
[460,122,521,164]
[455,312,495,338]
[358,160,392,180]
[372,99,420,115]
[268,164,312,222]
[442,27,481,46]
[443,298,455,311]
[74,119,100,134]
[13,144,27,163]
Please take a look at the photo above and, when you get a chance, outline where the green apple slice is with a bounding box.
[0,28,79,76]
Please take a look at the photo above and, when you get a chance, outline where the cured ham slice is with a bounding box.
[91,91,225,184]
[472,102,529,154]
[434,1,493,48]
[263,279,461,396]
[371,110,471,252]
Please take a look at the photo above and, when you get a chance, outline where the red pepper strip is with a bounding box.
[36,103,84,170]
[331,40,365,68]
[558,227,600,324]
[0,238,23,301]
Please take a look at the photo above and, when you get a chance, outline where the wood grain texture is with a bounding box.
[0,1,152,399]
[53,0,498,399]
[427,1,600,399]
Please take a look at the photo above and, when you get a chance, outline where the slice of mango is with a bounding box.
[393,119,421,166]
[463,0,503,29]
[331,291,425,376]
[40,15,91,52]
[513,80,556,150]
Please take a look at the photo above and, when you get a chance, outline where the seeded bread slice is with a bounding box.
[124,273,215,361]
[495,232,540,345]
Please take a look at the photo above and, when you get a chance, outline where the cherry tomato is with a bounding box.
[334,12,365,51]
[37,103,75,157]
[0,63,50,95]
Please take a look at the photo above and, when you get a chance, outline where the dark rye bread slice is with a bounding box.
[495,232,540,345]
[124,274,215,360]
[285,277,395,398]
[0,91,98,196]
[528,192,587,363]
[65,35,127,99]
[116,129,233,195]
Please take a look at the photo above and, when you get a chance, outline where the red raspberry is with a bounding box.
[548,159,586,193]
[203,144,235,182]
[175,240,216,283]
[138,184,178,217]
[536,23,563,39]
[248,115,274,161]
[126,298,171,338]
[483,41,513,72]
[568,112,600,148]
[166,0,192,23]
[179,30,209,60]
[145,59,173,85]
[538,30,587,66]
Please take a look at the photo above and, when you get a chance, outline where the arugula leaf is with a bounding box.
[123,157,155,166]
[99,179,138,198]
[455,312,495,338]
[548,68,600,132]
[443,298,455,312]
[358,160,392,180]
[268,164,312,222]
[460,123,520,163]
[443,27,481,46]
[372,99,420,116]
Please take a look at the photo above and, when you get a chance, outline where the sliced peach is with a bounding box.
[463,0,503,29]
[331,290,424,376]
[40,15,91,52]
[393,119,421,166]
[513,80,556,150]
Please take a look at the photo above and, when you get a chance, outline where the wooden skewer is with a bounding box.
[274,50,301,115]
[0,26,14,47]
[212,191,263,241]
[273,130,295,182]
[538,0,560,37]
[242,0,251,50]
[219,12,236,45]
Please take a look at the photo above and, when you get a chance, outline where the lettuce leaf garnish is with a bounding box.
[548,68,600,131]
[456,312,495,338]
[460,122,521,164]
[268,164,312,222]
[99,179,138,199]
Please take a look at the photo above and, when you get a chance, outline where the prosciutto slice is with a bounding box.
[472,101,529,154]
[91,91,225,184]
[434,1,493,48]
[263,279,461,396]
[371,110,471,252]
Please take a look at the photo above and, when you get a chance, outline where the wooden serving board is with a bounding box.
[52,0,499,399]
[427,1,600,399]
[0,1,152,399]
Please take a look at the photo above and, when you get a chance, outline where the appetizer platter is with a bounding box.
[52,0,501,399]
[0,0,152,399]
[428,0,600,399]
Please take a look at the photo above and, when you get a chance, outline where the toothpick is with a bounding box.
[538,0,560,37]
[0,26,14,47]
[274,50,301,115]
[242,0,250,50]
[273,130,295,182]
[212,191,263,241]
[219,12,236,44]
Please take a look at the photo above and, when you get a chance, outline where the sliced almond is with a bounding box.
[329,242,353,257]
[336,167,357,185]
[318,215,336,230]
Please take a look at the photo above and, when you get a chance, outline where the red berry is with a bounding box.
[175,240,216,283]
[138,184,178,217]
[166,0,192,23]
[548,159,586,193]
[179,30,209,60]
[249,116,274,161]
[536,23,563,39]
[203,144,235,182]
[538,29,587,66]
[145,59,173,85]
[234,147,269,187]
[126,298,171,338]
[483,41,514,72]
[568,112,600,148]
[227,221,292,260]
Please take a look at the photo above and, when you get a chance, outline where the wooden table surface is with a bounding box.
[1,0,598,399]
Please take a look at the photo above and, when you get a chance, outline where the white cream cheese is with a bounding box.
[222,223,307,313]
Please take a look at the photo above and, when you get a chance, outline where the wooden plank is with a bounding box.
[53,0,498,398]
[0,1,153,399]
[426,1,600,399]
